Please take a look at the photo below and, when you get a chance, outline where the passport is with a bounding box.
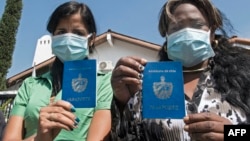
[142,61,185,119]
[62,59,96,108]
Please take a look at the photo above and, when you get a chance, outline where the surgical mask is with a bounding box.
[166,28,215,67]
[51,33,92,62]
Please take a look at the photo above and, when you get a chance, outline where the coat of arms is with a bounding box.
[72,73,88,93]
[153,75,173,99]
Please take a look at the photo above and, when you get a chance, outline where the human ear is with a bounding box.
[88,32,96,47]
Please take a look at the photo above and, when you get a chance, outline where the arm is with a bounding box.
[3,100,77,141]
[2,116,36,141]
[86,110,111,141]
[2,78,35,141]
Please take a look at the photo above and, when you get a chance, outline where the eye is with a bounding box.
[72,29,87,37]
[192,23,205,29]
[54,30,66,35]
[190,20,209,30]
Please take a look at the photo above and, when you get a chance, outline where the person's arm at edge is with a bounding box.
[2,116,36,141]
[2,77,39,141]
[86,110,111,141]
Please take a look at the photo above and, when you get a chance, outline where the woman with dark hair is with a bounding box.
[3,1,112,141]
[110,0,250,140]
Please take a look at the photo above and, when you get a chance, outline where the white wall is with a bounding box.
[89,39,159,69]
[32,35,54,66]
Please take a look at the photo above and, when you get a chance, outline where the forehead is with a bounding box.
[169,3,207,23]
[56,13,87,30]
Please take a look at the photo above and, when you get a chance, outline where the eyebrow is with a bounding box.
[55,28,65,31]
[170,17,208,26]
[72,29,88,34]
[55,28,88,33]
[189,16,209,23]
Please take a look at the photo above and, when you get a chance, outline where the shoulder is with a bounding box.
[213,46,250,72]
[97,71,112,85]
[96,71,112,92]
[97,71,112,79]
[20,72,52,90]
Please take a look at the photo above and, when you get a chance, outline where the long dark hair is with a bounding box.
[47,1,97,95]
[211,36,250,121]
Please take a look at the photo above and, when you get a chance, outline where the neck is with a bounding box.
[183,67,208,73]
[183,60,209,73]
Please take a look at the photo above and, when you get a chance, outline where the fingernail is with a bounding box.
[137,79,142,84]
[74,117,80,126]
[138,73,144,79]
[70,106,76,112]
[140,58,147,64]
[139,65,144,71]
[184,125,189,131]
[183,116,189,121]
[74,122,78,126]
[75,117,80,123]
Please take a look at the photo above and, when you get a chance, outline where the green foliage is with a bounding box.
[0,0,23,90]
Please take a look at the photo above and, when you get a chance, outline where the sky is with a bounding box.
[1,0,250,78]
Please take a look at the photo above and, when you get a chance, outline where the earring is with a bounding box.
[213,40,218,48]
[164,45,167,53]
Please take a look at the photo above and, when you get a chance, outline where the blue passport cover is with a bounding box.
[142,61,185,119]
[62,59,96,108]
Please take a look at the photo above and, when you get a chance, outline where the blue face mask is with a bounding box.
[166,28,215,67]
[51,33,92,62]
